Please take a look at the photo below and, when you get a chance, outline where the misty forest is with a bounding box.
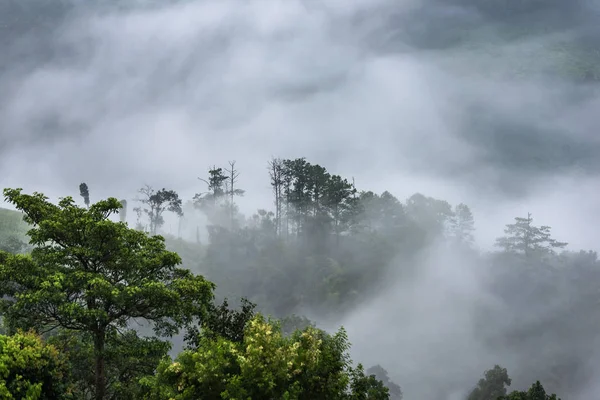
[2,0,600,399]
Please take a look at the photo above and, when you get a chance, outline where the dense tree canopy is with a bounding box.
[0,155,592,398]
[468,365,512,400]
[0,189,213,400]
[3,0,600,397]
[0,331,73,399]
[142,314,390,400]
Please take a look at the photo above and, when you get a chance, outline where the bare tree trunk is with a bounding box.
[225,161,242,232]
[268,158,284,237]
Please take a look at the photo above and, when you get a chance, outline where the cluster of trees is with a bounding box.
[122,158,593,398]
[0,182,564,400]
[0,187,562,399]
[109,157,573,321]
[468,366,560,400]
[0,188,398,399]
[1,156,593,399]
[113,159,484,318]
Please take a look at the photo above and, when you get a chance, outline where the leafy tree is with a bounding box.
[283,157,313,238]
[134,185,183,235]
[79,183,90,208]
[0,331,73,399]
[0,188,214,400]
[271,158,360,250]
[280,314,316,336]
[195,166,228,207]
[405,193,454,238]
[325,174,358,242]
[448,203,475,246]
[366,365,402,400]
[467,365,512,400]
[184,297,257,348]
[356,191,406,235]
[48,329,170,400]
[495,213,567,256]
[194,166,230,226]
[500,381,561,400]
[248,209,278,239]
[142,314,389,400]
[348,364,390,400]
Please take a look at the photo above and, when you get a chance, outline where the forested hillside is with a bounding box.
[2,0,600,399]
[1,156,597,399]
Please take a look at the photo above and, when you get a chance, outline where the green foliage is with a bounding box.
[280,314,316,337]
[495,213,567,256]
[348,364,390,400]
[0,160,586,400]
[184,297,257,349]
[366,365,402,400]
[405,193,454,239]
[500,381,561,400]
[196,159,456,320]
[48,329,170,399]
[196,166,229,204]
[0,188,214,399]
[0,188,214,336]
[467,365,512,400]
[268,158,358,247]
[193,166,239,228]
[448,203,475,246]
[142,314,389,400]
[134,185,183,235]
[355,191,406,236]
[0,331,73,399]
[468,366,562,400]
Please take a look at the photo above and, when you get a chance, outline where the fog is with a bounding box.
[2,0,600,398]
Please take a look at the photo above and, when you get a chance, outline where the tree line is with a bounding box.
[117,158,483,252]
[0,156,592,399]
[0,185,560,399]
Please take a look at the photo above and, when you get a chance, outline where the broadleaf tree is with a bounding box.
[134,185,183,235]
[142,314,390,400]
[467,365,512,400]
[0,330,73,399]
[184,297,257,349]
[48,328,171,399]
[0,188,214,400]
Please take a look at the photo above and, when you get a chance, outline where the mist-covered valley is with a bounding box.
[2,0,600,399]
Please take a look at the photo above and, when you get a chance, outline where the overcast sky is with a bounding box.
[2,0,600,251]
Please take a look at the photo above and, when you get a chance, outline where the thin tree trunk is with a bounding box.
[94,331,107,400]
